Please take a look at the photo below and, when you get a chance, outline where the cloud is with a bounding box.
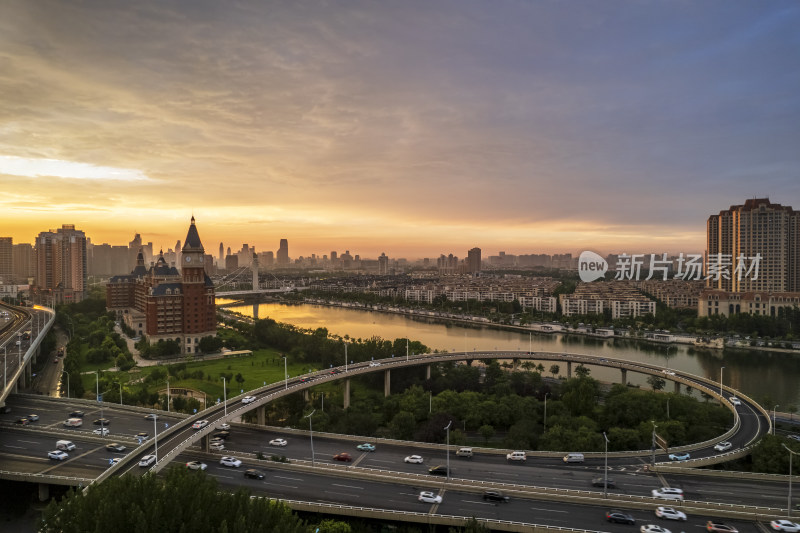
[0,156,151,181]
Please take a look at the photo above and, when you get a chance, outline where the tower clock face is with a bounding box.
[185,255,192,263]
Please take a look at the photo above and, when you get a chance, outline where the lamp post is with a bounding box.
[406,338,409,361]
[774,405,780,436]
[3,345,6,392]
[118,382,123,406]
[321,392,324,412]
[153,414,158,462]
[345,341,348,372]
[544,393,550,432]
[61,370,69,398]
[603,431,610,498]
[651,421,658,467]
[783,443,798,518]
[222,377,227,418]
[305,410,316,467]
[444,420,452,481]
[283,356,287,390]
[165,380,170,413]
[666,396,671,419]
[719,366,725,401]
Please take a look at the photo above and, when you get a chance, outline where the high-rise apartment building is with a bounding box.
[34,224,87,303]
[706,198,800,293]
[277,239,289,265]
[0,237,12,284]
[378,253,389,275]
[467,247,481,274]
[12,243,34,284]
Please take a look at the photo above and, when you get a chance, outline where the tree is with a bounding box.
[574,364,591,378]
[647,375,666,391]
[549,364,560,379]
[198,335,224,354]
[40,467,308,533]
[478,424,495,445]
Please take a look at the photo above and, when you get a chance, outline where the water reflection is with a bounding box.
[221,300,800,407]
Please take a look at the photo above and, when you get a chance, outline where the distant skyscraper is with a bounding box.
[378,253,389,275]
[467,247,481,274]
[707,198,800,292]
[12,242,34,284]
[34,224,87,303]
[277,239,289,265]
[0,237,12,284]
[219,242,224,264]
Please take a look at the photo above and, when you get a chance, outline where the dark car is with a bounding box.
[482,490,509,503]
[428,465,449,476]
[244,469,265,480]
[135,432,149,440]
[93,418,110,426]
[69,411,84,418]
[333,452,352,462]
[606,510,635,525]
[707,522,739,533]
[105,443,127,452]
[14,417,30,425]
[592,476,616,488]
[213,431,231,440]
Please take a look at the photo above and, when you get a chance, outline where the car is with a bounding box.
[241,396,257,404]
[418,491,442,504]
[217,423,230,431]
[105,443,127,452]
[482,490,509,503]
[144,414,158,420]
[192,420,209,429]
[641,526,671,533]
[220,456,242,467]
[93,428,110,436]
[668,452,690,461]
[135,432,149,440]
[333,452,352,462]
[729,396,742,406]
[48,450,69,461]
[655,507,687,521]
[606,510,636,524]
[714,441,733,452]
[369,361,381,367]
[662,370,676,376]
[68,411,85,418]
[209,442,225,451]
[14,417,30,425]
[356,443,375,452]
[269,438,288,447]
[428,465,449,476]
[592,477,616,488]
[186,461,207,471]
[771,520,800,532]
[93,418,111,426]
[788,435,800,442]
[298,377,311,383]
[27,414,39,422]
[244,469,265,479]
[706,521,738,533]
[404,455,423,464]
[108,458,122,466]
[139,454,156,467]
[213,431,231,440]
[651,488,684,501]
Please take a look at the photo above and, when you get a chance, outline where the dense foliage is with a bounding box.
[39,467,308,533]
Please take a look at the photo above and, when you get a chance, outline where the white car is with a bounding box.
[655,507,687,521]
[269,438,288,447]
[369,361,381,367]
[139,454,156,467]
[641,526,671,533]
[93,428,110,436]
[404,455,423,464]
[714,441,733,452]
[771,520,800,532]
[48,450,69,461]
[210,442,225,451]
[651,488,684,501]
[192,420,209,430]
[242,396,257,404]
[217,423,230,431]
[729,396,742,406]
[220,456,242,467]
[186,461,208,471]
[418,491,442,504]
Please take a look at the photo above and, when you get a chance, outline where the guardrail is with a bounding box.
[0,469,93,486]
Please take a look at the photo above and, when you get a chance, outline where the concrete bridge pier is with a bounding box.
[674,381,680,394]
[567,361,572,379]
[303,389,310,401]
[620,368,627,386]
[38,483,49,501]
[343,378,350,409]
[257,405,265,425]
[426,364,431,380]
[384,369,391,397]
[201,434,210,452]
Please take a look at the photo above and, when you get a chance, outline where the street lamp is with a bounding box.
[305,410,316,467]
[221,377,227,418]
[406,338,409,361]
[118,381,123,406]
[320,392,324,412]
[61,370,69,398]
[774,405,780,436]
[282,355,287,390]
[720,366,725,401]
[651,421,658,466]
[783,443,798,518]
[603,431,610,498]
[444,420,452,481]
[153,414,159,462]
[344,341,348,372]
[666,397,671,419]
[544,393,550,432]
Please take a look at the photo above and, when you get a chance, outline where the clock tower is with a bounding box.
[180,216,216,352]
[181,216,205,283]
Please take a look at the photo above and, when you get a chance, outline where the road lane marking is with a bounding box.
[261,482,297,489]
[324,491,359,498]
[274,475,303,481]
[530,506,568,513]
[332,483,363,490]
[18,440,39,444]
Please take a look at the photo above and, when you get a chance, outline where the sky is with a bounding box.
[1,0,798,260]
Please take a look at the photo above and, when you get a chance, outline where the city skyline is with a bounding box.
[1,1,798,258]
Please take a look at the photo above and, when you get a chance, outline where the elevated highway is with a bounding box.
[0,302,55,406]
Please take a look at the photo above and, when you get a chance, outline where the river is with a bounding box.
[220,300,800,408]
